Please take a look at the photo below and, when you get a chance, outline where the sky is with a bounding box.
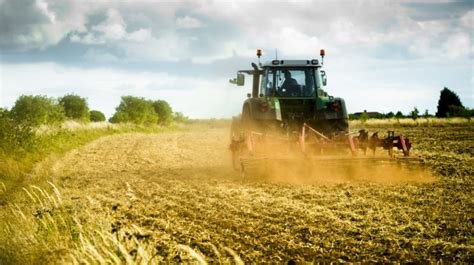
[0,0,472,119]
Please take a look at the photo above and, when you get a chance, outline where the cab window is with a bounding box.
[262,68,316,97]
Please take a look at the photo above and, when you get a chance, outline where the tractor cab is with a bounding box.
[261,61,322,98]
[229,49,348,135]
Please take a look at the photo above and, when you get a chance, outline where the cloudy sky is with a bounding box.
[0,0,472,118]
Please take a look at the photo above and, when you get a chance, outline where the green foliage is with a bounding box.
[10,95,65,127]
[448,105,472,119]
[152,100,173,125]
[423,109,430,118]
[385,111,394,119]
[359,111,369,123]
[58,94,90,121]
[110,96,158,125]
[395,111,404,119]
[410,107,419,120]
[0,108,35,156]
[436,87,464,117]
[89,110,106,122]
[173,112,189,123]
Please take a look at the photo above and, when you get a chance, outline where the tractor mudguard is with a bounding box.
[314,97,348,121]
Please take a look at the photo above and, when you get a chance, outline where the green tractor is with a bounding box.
[230,49,347,137]
[229,49,420,172]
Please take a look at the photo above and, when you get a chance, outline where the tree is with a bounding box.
[89,110,106,122]
[385,111,394,119]
[152,100,173,125]
[109,96,157,124]
[0,108,35,155]
[395,111,404,119]
[423,109,430,118]
[359,110,369,123]
[10,95,65,127]
[59,94,90,121]
[410,107,419,120]
[436,87,464,117]
[173,112,189,123]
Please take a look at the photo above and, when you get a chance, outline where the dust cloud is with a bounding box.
[245,159,436,185]
[236,132,436,185]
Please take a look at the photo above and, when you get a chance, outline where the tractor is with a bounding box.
[229,49,422,173]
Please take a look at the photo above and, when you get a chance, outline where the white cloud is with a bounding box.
[176,16,203,29]
[35,0,56,23]
[2,1,472,62]
[264,27,322,58]
[443,32,472,59]
[126,28,152,42]
[70,8,152,45]
[92,8,126,40]
[460,10,473,28]
[0,0,92,50]
[119,32,190,62]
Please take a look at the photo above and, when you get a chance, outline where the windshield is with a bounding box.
[262,68,316,97]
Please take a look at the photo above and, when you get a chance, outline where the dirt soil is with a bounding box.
[46,125,472,262]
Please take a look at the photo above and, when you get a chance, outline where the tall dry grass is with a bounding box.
[0,183,220,264]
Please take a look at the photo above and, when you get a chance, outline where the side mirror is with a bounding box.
[229,73,245,86]
[321,70,327,86]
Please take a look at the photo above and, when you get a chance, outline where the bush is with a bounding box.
[0,108,35,156]
[59,94,90,121]
[89,110,106,122]
[359,111,369,123]
[448,105,472,118]
[173,112,189,123]
[109,96,158,125]
[10,95,65,127]
[152,100,173,125]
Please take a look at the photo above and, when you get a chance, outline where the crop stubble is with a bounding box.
[44,124,473,262]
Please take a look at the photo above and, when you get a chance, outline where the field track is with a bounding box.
[38,125,473,262]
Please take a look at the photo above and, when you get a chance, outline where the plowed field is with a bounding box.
[4,123,473,263]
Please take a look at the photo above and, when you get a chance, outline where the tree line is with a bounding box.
[349,87,473,121]
[1,94,188,127]
[0,94,188,156]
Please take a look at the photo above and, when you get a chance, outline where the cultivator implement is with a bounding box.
[230,123,423,175]
[299,123,419,158]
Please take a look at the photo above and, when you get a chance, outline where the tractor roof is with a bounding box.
[262,59,321,68]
